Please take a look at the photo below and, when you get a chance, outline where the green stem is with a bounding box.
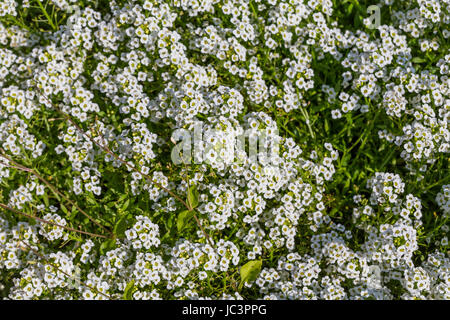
[36,0,57,31]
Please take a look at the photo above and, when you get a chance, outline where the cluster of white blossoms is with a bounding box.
[0,0,448,300]
[436,185,450,218]
[254,173,449,300]
[0,115,45,158]
[0,0,17,18]
[38,213,69,241]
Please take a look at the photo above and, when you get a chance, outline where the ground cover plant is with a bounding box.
[0,0,449,300]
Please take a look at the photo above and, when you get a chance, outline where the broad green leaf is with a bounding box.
[123,279,135,300]
[177,210,195,232]
[239,260,262,290]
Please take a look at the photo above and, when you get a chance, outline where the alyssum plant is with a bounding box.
[0,0,448,300]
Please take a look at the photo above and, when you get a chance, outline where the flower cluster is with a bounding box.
[0,0,448,300]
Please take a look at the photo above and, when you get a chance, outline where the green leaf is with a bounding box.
[166,214,173,230]
[43,192,49,207]
[239,260,262,290]
[86,195,97,205]
[117,194,128,203]
[161,230,172,242]
[68,234,83,242]
[68,205,78,220]
[121,199,130,212]
[412,57,426,64]
[100,239,115,255]
[353,11,362,28]
[113,214,129,238]
[347,3,354,15]
[106,201,116,208]
[187,185,199,209]
[177,210,195,232]
[60,204,68,215]
[123,279,135,300]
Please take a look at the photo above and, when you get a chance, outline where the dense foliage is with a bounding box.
[0,0,449,300]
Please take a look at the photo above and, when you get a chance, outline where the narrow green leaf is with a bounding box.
[412,57,426,64]
[60,204,68,215]
[69,205,78,220]
[113,215,128,238]
[166,215,173,230]
[187,185,199,209]
[123,279,135,300]
[86,195,97,205]
[121,199,130,212]
[347,3,353,14]
[117,194,128,203]
[68,234,83,242]
[43,192,49,207]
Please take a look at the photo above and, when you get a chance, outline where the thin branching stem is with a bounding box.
[0,150,113,238]
[33,86,214,247]
[0,202,111,239]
